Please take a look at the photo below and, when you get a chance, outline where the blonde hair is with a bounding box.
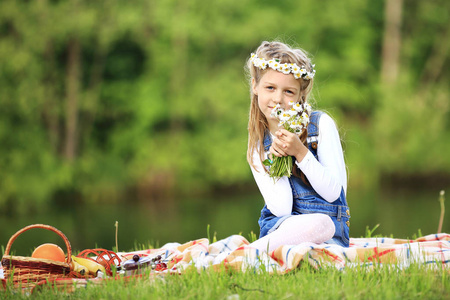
[245,41,316,171]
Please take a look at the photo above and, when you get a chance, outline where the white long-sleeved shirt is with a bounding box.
[250,113,347,217]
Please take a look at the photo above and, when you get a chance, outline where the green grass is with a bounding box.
[2,221,448,299]
[2,261,449,299]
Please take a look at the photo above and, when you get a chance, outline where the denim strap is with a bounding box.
[307,111,323,138]
[263,130,272,152]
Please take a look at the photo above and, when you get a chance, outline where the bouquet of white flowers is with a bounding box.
[263,101,312,179]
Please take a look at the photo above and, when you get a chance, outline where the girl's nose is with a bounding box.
[273,92,282,103]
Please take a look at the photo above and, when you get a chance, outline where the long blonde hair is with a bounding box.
[245,41,316,172]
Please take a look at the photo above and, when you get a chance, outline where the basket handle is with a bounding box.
[3,224,72,264]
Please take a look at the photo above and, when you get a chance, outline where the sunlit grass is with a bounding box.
[2,258,448,299]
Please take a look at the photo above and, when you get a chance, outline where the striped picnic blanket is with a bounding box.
[123,233,450,273]
[1,233,448,293]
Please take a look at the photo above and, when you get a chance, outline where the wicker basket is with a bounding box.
[1,224,73,288]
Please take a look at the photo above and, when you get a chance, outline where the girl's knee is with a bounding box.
[309,213,335,238]
[319,214,335,239]
[318,213,334,227]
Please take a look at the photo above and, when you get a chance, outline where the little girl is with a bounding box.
[246,41,350,252]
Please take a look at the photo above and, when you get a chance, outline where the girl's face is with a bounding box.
[252,69,302,133]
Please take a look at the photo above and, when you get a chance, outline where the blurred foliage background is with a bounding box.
[0,0,449,248]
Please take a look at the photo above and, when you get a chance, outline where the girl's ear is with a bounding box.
[251,78,258,95]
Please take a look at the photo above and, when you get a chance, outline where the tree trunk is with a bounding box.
[64,37,81,162]
[38,0,61,153]
[170,0,188,131]
[420,28,450,85]
[42,41,60,153]
[381,0,403,85]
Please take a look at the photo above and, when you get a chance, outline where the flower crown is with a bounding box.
[250,53,316,80]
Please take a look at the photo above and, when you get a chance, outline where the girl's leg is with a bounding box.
[249,213,335,253]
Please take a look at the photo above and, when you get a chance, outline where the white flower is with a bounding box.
[287,108,297,116]
[301,112,310,124]
[276,64,284,73]
[255,58,265,68]
[280,63,291,75]
[289,122,299,130]
[305,69,316,80]
[291,64,302,79]
[270,110,277,118]
[293,102,302,112]
[290,120,304,135]
[291,64,300,73]
[293,72,302,79]
[279,112,291,123]
[269,60,280,70]
[259,60,268,69]
[303,103,312,114]
[270,104,282,118]
[290,120,300,128]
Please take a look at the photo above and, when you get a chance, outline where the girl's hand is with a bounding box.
[270,129,309,162]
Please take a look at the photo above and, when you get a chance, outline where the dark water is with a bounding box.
[1,186,448,256]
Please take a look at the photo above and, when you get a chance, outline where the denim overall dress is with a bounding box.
[258,111,350,247]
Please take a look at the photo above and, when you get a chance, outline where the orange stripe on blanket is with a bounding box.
[176,238,209,252]
[320,248,344,264]
[367,247,397,264]
[270,248,284,265]
[415,233,450,242]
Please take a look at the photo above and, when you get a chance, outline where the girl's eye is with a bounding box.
[286,90,294,95]
[266,86,274,90]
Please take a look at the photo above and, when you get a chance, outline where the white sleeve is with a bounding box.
[296,113,347,202]
[250,148,293,217]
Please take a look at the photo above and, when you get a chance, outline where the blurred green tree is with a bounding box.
[0,0,448,213]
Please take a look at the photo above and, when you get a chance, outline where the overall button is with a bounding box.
[346,220,350,227]
[346,209,350,216]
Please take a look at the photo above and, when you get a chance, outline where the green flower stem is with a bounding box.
[268,122,296,180]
